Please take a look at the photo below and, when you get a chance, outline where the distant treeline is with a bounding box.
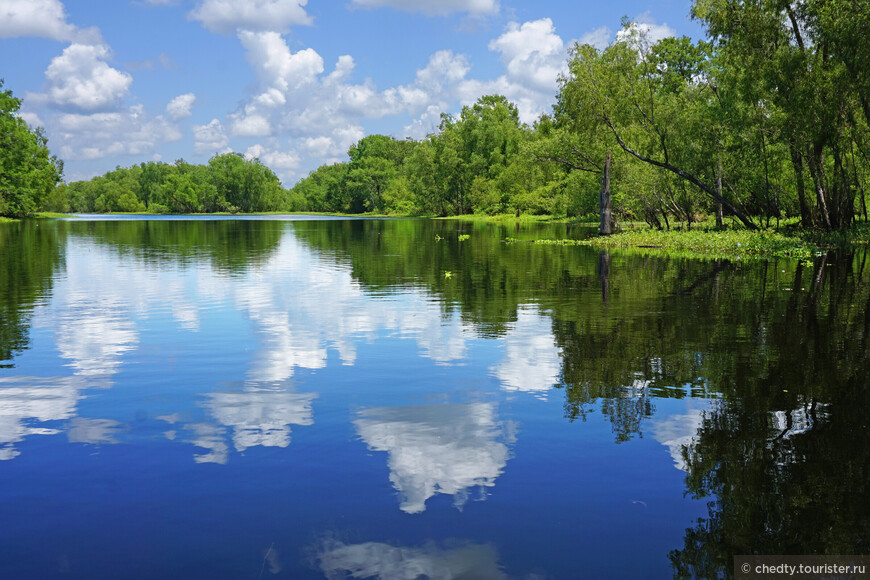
[45,154,288,214]
[11,5,870,231]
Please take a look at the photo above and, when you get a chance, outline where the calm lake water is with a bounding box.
[1,216,867,579]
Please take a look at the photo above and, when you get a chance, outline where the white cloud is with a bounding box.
[166,93,196,121]
[0,0,101,43]
[193,118,229,154]
[239,30,323,92]
[17,111,44,129]
[223,34,475,179]
[580,26,612,50]
[53,106,183,161]
[39,43,132,113]
[355,403,511,514]
[489,18,566,93]
[350,0,498,16]
[189,0,312,34]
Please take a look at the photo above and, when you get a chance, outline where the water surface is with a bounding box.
[0,216,867,578]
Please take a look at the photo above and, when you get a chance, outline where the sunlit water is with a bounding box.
[1,217,867,578]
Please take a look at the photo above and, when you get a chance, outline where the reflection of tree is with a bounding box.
[68,219,284,275]
[669,253,870,578]
[316,538,506,580]
[0,221,65,365]
[354,403,513,514]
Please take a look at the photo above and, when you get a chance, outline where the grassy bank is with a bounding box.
[504,221,870,261]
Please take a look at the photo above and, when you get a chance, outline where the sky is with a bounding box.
[0,0,705,185]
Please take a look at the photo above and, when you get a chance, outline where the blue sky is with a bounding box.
[0,0,705,185]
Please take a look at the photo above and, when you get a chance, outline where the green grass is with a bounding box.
[35,212,75,218]
[508,225,838,261]
[439,213,596,225]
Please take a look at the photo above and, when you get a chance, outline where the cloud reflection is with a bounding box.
[354,403,512,514]
[204,389,317,452]
[651,404,710,471]
[67,417,122,444]
[317,538,507,580]
[490,307,561,398]
[0,376,82,460]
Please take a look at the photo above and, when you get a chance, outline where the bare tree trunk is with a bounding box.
[716,157,724,228]
[832,144,853,228]
[850,138,868,221]
[789,142,813,227]
[807,142,833,229]
[599,151,613,235]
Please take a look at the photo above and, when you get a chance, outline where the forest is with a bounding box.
[4,2,870,232]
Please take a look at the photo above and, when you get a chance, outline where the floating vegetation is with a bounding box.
[505,228,833,261]
[458,234,470,242]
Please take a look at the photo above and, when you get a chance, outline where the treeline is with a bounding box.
[45,153,288,214]
[292,4,870,232]
[10,2,870,230]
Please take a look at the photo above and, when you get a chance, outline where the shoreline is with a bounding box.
[9,211,870,261]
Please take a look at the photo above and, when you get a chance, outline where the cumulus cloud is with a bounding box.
[580,26,612,50]
[350,0,498,16]
[37,43,132,113]
[245,144,301,179]
[239,30,323,92]
[489,18,566,93]
[189,0,312,34]
[0,0,101,43]
[193,118,229,154]
[223,32,476,178]
[166,93,196,121]
[53,106,183,160]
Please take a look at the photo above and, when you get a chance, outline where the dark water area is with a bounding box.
[0,216,867,579]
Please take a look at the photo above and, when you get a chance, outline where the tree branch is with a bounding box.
[604,118,759,229]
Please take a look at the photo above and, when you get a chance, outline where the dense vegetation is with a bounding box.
[44,153,288,215]
[6,3,870,233]
[0,80,62,218]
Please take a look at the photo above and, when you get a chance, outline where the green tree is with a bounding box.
[0,80,62,217]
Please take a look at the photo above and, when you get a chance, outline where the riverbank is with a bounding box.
[502,221,870,261]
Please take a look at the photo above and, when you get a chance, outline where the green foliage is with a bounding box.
[0,80,62,217]
[58,153,288,214]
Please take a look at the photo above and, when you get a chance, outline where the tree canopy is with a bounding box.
[0,80,62,218]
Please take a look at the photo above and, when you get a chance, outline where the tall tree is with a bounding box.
[0,80,62,217]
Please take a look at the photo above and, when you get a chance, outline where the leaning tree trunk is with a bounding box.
[599,151,613,235]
